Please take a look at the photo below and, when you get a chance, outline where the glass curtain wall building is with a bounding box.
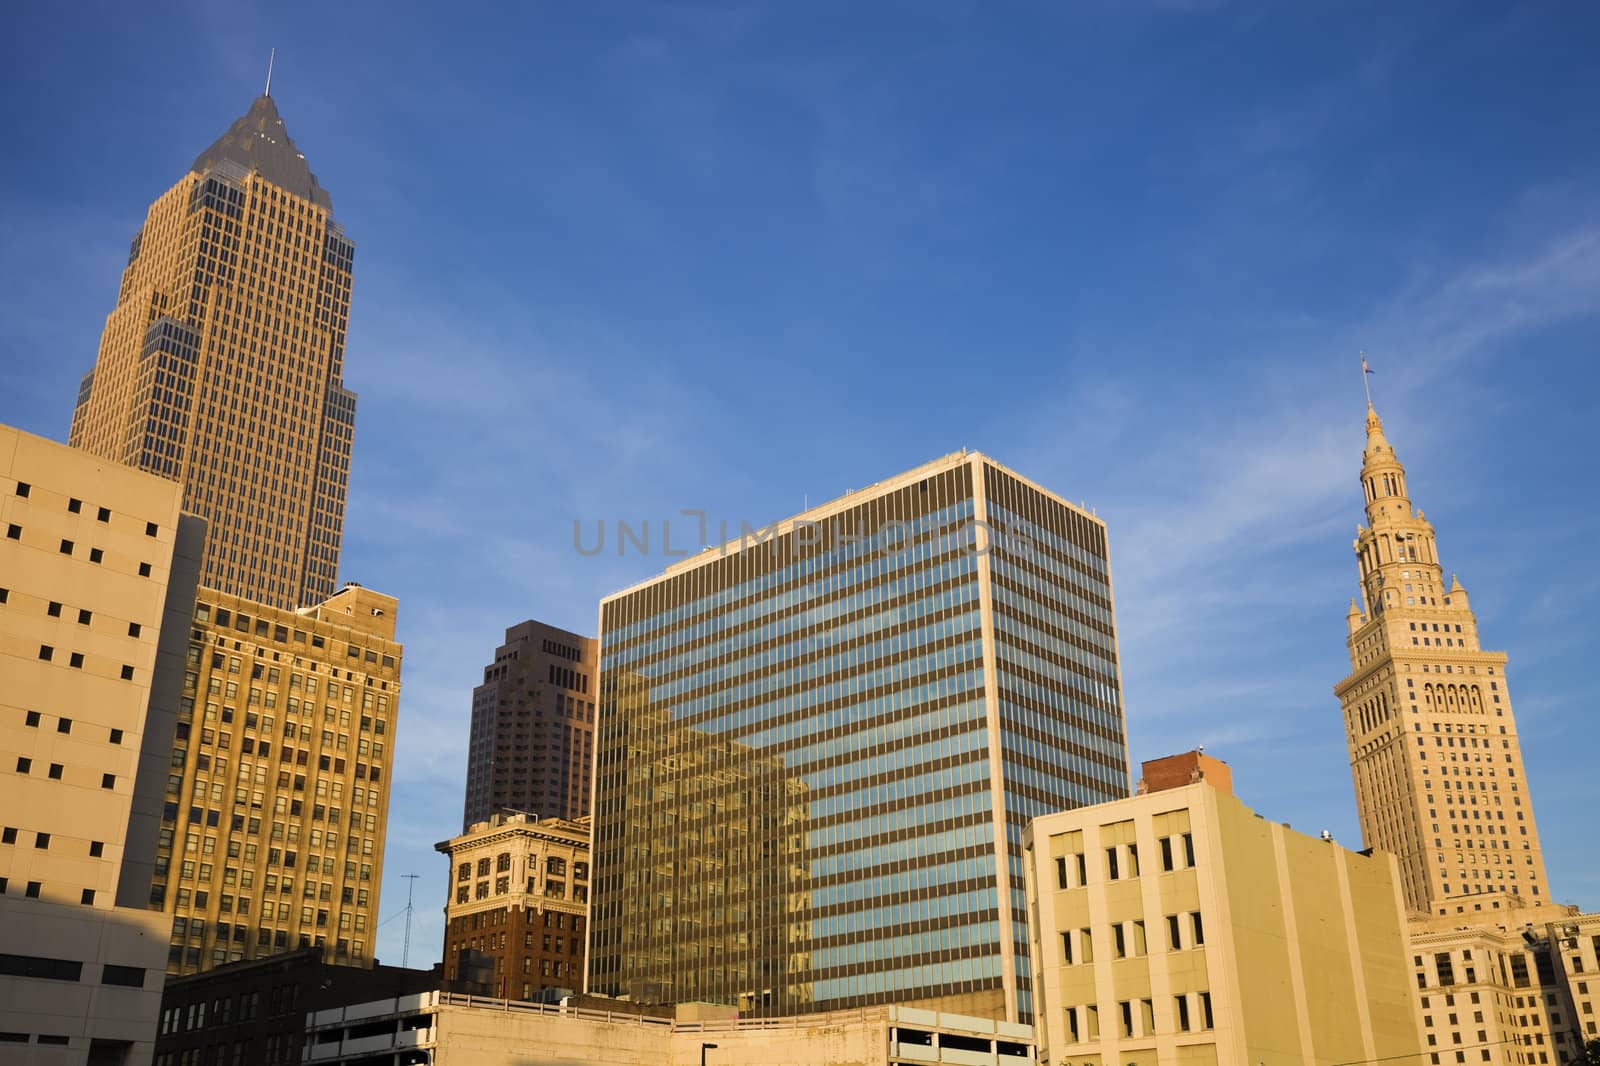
[588,451,1130,1022]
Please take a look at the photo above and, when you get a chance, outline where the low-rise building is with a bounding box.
[434,813,589,1000]
[1023,751,1425,1066]
[301,992,1034,1066]
[152,946,438,1066]
[1407,903,1600,1065]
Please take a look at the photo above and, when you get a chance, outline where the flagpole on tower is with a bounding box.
[1360,351,1374,407]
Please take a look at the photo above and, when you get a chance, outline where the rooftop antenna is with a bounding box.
[265,48,276,97]
[400,873,420,967]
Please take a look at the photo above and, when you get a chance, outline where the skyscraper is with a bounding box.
[1334,404,1549,917]
[69,92,357,611]
[461,621,597,830]
[588,451,1131,1022]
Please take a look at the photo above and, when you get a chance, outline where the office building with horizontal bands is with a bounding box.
[1024,751,1424,1066]
[435,813,590,1001]
[589,451,1131,1022]
[461,620,597,829]
[152,583,401,976]
[1,424,204,1066]
[1407,904,1600,1065]
[69,91,358,610]
[1335,404,1549,917]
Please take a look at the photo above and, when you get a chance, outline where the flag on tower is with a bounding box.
[1362,356,1374,375]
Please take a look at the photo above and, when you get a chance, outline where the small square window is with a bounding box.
[70,652,85,669]
[1,827,16,844]
[5,524,20,540]
[48,601,62,617]
[128,622,141,637]
[77,609,91,625]
[35,832,50,849]
[14,482,29,497]
[145,521,158,537]
[16,757,31,774]
[0,587,8,602]
[138,562,152,577]
[81,888,96,905]
[49,764,63,780]
[89,841,104,857]
[59,539,74,555]
[68,498,81,513]
[88,547,104,564]
[24,711,40,727]
[97,507,111,523]
[57,718,72,735]
[101,773,116,790]
[109,729,123,745]
[120,665,134,681]
[37,646,52,661]
[25,881,41,899]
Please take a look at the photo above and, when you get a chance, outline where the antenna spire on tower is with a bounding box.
[265,48,276,97]
[1360,351,1375,409]
[400,872,420,968]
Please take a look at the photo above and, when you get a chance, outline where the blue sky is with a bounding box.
[4,2,1598,968]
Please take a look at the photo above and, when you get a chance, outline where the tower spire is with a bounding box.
[265,48,275,97]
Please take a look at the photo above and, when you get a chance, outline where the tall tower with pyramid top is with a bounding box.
[69,92,356,610]
[1334,404,1549,917]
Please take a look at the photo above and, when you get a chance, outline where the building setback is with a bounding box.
[434,813,590,1002]
[69,91,358,611]
[461,621,597,829]
[589,451,1132,1022]
[1,424,204,1066]
[1334,404,1549,916]
[1023,751,1425,1066]
[152,583,402,976]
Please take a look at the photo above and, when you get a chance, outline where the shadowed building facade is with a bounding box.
[68,92,357,611]
[1334,405,1548,917]
[589,451,1131,1023]
[461,621,597,829]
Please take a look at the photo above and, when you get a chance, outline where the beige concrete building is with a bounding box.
[1023,752,1424,1066]
[300,993,1035,1066]
[1334,404,1548,917]
[1,424,204,1065]
[434,813,590,1001]
[462,620,597,828]
[1406,905,1600,1066]
[69,91,359,611]
[152,582,402,976]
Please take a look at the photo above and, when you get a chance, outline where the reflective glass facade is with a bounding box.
[589,452,1129,1022]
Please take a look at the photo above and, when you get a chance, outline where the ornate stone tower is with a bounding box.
[1334,405,1549,916]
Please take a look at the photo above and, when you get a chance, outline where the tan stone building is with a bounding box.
[434,813,590,1001]
[300,994,1035,1066]
[1023,752,1424,1066]
[153,583,401,976]
[1406,905,1600,1066]
[68,91,358,611]
[462,621,597,829]
[1,424,204,1065]
[1334,404,1548,917]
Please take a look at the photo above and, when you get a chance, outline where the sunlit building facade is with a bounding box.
[69,91,357,611]
[589,451,1130,1022]
[153,583,401,976]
